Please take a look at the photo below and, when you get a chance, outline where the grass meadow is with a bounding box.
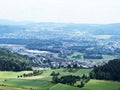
[0,69,120,90]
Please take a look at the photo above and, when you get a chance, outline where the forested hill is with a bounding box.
[0,48,32,71]
[90,59,120,81]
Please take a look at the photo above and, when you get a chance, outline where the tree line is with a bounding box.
[18,70,43,78]
[51,71,90,88]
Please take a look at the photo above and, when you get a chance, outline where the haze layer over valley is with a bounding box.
[0,21,120,69]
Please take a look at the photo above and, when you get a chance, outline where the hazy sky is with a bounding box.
[0,0,120,24]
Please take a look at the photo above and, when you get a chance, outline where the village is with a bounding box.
[0,44,98,70]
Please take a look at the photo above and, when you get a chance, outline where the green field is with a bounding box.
[67,52,116,63]
[49,83,86,90]
[87,55,117,63]
[83,80,120,90]
[0,69,120,90]
[1,79,54,90]
[0,71,32,79]
[0,86,27,90]
[49,80,120,90]
[67,52,84,60]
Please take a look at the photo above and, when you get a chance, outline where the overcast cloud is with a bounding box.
[0,0,120,24]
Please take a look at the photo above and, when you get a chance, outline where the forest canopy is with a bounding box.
[90,59,120,81]
[0,48,32,71]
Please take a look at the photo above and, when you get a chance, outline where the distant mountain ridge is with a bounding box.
[0,20,120,39]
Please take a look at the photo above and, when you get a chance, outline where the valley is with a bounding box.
[0,22,120,90]
[0,0,120,89]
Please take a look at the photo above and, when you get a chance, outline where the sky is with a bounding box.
[0,0,120,24]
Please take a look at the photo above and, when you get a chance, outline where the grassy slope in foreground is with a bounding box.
[0,69,91,89]
[83,80,120,90]
[1,79,54,90]
[0,71,32,79]
[3,80,119,90]
[0,69,91,90]
[49,80,120,90]
[0,86,27,90]
[49,83,87,90]
[0,69,120,90]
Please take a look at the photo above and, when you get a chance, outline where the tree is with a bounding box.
[23,73,27,77]
[50,71,59,76]
[80,81,85,88]
[51,71,55,76]
[89,71,95,79]
[82,74,87,79]
[52,76,59,83]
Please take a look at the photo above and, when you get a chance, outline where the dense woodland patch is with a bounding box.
[90,59,120,81]
[0,48,32,71]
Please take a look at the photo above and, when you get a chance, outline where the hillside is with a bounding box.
[0,69,120,90]
[0,23,120,39]
[90,59,120,81]
[0,48,32,71]
[49,80,120,90]
[83,80,120,90]
[49,83,84,90]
